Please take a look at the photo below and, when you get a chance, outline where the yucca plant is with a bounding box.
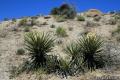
[78,35,104,71]
[24,31,54,69]
[64,42,84,74]
[64,42,80,64]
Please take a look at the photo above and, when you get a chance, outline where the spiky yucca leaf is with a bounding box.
[24,31,54,68]
[78,35,103,71]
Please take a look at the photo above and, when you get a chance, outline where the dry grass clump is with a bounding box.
[56,27,68,37]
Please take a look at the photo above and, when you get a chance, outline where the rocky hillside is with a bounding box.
[0,9,120,80]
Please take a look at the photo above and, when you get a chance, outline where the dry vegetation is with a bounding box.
[0,4,120,80]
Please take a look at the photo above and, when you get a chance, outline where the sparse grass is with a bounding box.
[56,27,67,37]
[16,48,25,55]
[77,15,85,21]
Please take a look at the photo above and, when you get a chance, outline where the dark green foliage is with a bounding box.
[51,4,76,19]
[24,31,55,68]
[16,48,25,55]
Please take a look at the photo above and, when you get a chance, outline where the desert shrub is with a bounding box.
[56,27,67,37]
[77,16,85,21]
[51,4,76,19]
[50,24,55,28]
[24,26,30,32]
[24,31,55,69]
[19,18,27,26]
[16,48,25,55]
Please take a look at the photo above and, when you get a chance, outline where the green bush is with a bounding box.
[51,4,76,19]
[77,16,85,21]
[24,31,54,68]
[16,48,25,55]
[56,27,67,37]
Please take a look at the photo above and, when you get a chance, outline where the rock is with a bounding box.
[85,9,102,17]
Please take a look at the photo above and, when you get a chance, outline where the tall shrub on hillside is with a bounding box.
[51,3,76,19]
